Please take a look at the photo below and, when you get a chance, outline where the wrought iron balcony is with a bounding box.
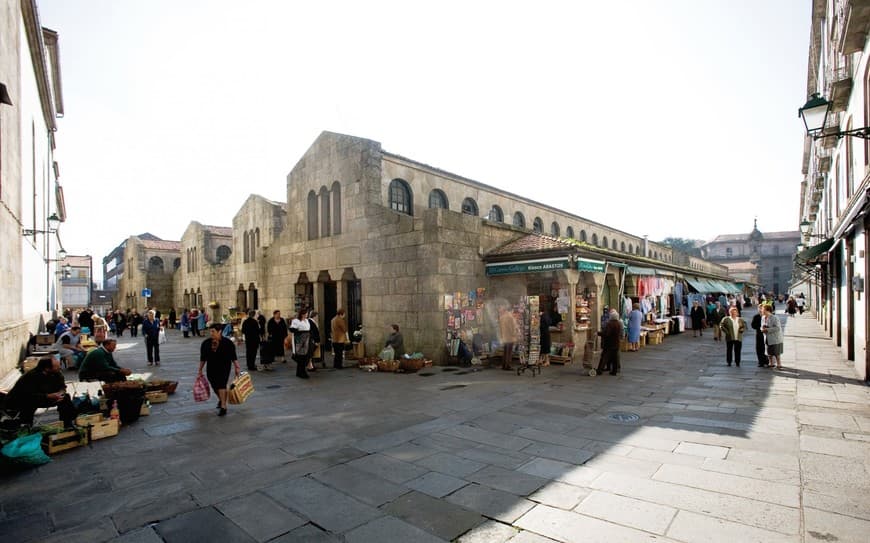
[827,65,853,113]
[838,0,870,55]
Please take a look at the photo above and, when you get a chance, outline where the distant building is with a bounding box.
[699,222,799,295]
[114,234,181,311]
[60,255,92,308]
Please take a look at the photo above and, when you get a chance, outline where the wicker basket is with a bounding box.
[399,358,432,372]
[377,359,400,372]
[145,380,178,394]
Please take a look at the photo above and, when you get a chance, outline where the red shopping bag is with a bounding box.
[193,374,210,402]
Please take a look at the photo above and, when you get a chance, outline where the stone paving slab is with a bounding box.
[406,471,469,498]
[574,490,677,535]
[520,441,595,465]
[269,524,340,542]
[109,526,163,543]
[344,515,448,543]
[311,463,410,507]
[346,452,429,484]
[515,504,677,543]
[673,441,729,459]
[264,476,382,534]
[455,519,519,542]
[414,450,487,477]
[215,491,307,541]
[446,483,536,523]
[154,506,257,543]
[381,490,484,541]
[466,465,549,496]
[666,509,795,543]
[456,443,534,469]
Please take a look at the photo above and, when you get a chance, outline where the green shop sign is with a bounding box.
[576,258,606,272]
[486,259,570,276]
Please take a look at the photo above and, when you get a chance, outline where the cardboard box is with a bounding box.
[140,403,151,416]
[75,413,103,427]
[145,391,168,404]
[89,418,120,440]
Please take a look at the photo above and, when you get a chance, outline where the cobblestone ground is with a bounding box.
[1,308,868,542]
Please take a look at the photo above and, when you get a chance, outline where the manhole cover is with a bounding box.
[266,385,281,389]
[418,372,435,377]
[607,412,640,423]
[440,384,467,391]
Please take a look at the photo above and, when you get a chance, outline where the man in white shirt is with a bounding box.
[52,326,85,369]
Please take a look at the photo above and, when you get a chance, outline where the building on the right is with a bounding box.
[699,221,799,297]
[794,0,870,380]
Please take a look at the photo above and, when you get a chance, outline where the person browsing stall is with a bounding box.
[78,338,132,382]
[5,357,76,428]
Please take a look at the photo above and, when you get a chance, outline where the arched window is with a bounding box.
[628,243,633,254]
[461,197,478,216]
[513,212,526,228]
[173,257,181,270]
[636,246,641,255]
[331,181,342,235]
[612,239,617,250]
[320,186,331,237]
[591,233,598,246]
[580,230,587,242]
[533,217,543,233]
[216,245,232,262]
[243,231,250,263]
[389,179,413,215]
[255,227,260,248]
[550,222,560,236]
[251,229,258,261]
[602,236,608,248]
[489,205,504,222]
[566,226,575,239]
[428,189,448,209]
[148,256,164,273]
[307,190,318,240]
[620,242,626,252]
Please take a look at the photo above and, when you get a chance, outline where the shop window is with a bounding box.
[620,242,626,252]
[216,245,232,262]
[320,186,331,237]
[331,181,342,234]
[513,212,525,228]
[580,230,587,242]
[550,222,560,236]
[148,256,164,273]
[591,233,598,246]
[533,217,543,233]
[489,205,504,222]
[602,236,608,248]
[307,190,318,239]
[461,197,478,216]
[428,189,448,209]
[389,179,413,215]
[566,226,575,239]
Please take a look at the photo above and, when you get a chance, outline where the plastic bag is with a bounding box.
[1,433,51,466]
[379,346,395,361]
[193,374,210,402]
[158,328,167,344]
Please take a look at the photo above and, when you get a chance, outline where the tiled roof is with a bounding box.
[140,239,181,251]
[204,225,233,236]
[486,234,576,257]
[706,231,800,244]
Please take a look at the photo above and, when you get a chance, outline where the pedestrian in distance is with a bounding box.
[142,310,161,366]
[189,308,200,337]
[719,306,745,367]
[750,309,768,367]
[198,323,241,416]
[796,293,806,314]
[498,306,518,371]
[761,303,784,370]
[180,309,190,338]
[330,308,349,369]
[288,309,312,379]
[168,307,177,329]
[627,303,643,352]
[597,309,623,375]
[709,302,727,342]
[267,310,288,364]
[690,300,706,337]
[307,311,321,371]
[786,296,797,317]
[241,310,261,371]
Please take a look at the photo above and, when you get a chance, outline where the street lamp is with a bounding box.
[22,213,61,236]
[799,93,870,139]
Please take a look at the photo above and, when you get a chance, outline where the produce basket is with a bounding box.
[376,359,400,372]
[145,380,178,394]
[399,358,432,372]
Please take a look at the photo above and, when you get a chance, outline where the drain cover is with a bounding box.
[266,385,281,389]
[607,412,640,423]
[440,384,467,390]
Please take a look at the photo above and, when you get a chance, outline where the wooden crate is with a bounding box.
[44,428,88,454]
[648,332,664,345]
[145,391,168,404]
[36,333,55,346]
[89,418,120,440]
[75,413,103,427]
[140,403,151,416]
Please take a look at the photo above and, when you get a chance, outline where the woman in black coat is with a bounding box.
[198,323,240,416]
[689,300,706,337]
[750,311,768,367]
[266,310,288,363]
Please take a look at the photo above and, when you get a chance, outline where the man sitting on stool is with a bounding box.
[53,325,86,369]
[4,357,76,428]
[78,338,131,382]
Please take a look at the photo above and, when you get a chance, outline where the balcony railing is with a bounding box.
[827,64,853,113]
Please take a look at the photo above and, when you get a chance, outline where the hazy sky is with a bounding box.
[38,0,811,282]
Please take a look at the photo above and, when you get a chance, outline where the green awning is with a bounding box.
[577,258,606,272]
[626,266,657,276]
[685,278,709,292]
[486,257,571,276]
[797,238,834,262]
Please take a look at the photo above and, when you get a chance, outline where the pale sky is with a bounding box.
[39,0,811,284]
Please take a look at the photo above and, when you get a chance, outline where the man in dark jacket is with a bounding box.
[78,339,132,382]
[597,309,623,376]
[141,310,161,366]
[241,310,261,371]
[5,357,75,427]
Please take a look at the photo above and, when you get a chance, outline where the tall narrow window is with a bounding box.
[591,234,598,246]
[320,186,331,237]
[461,197,478,216]
[389,179,412,215]
[602,236,608,248]
[428,189,448,209]
[612,239,617,250]
[620,242,626,252]
[533,217,543,233]
[550,222,560,236]
[566,226,575,239]
[307,190,318,240]
[628,243,633,254]
[513,212,525,228]
[331,181,342,234]
[489,205,504,222]
[243,231,250,263]
[580,230,587,242]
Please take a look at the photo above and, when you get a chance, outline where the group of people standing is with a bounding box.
[704,301,785,369]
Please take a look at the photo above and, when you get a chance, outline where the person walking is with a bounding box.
[129,311,142,337]
[142,310,161,366]
[307,311,322,371]
[113,310,127,337]
[168,307,177,329]
[786,296,797,317]
[330,308,349,369]
[627,303,643,352]
[719,306,746,367]
[288,309,312,379]
[597,309,623,375]
[267,310,288,364]
[690,300,706,337]
[750,309,768,367]
[180,309,190,338]
[709,302,727,342]
[241,310,261,372]
[498,306,518,371]
[796,294,806,315]
[189,308,200,337]
[761,303,784,369]
[197,323,241,417]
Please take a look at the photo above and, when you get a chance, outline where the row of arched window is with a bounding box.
[307,182,342,241]
[242,228,260,263]
[388,179,674,260]
[148,256,181,273]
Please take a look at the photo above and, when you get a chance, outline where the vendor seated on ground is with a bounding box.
[53,325,86,369]
[78,338,131,382]
[384,324,405,358]
[3,357,75,428]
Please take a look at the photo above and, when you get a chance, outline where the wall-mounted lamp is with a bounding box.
[799,93,870,139]
[22,213,61,236]
[56,263,72,279]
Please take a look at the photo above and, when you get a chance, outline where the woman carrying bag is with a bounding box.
[198,323,241,416]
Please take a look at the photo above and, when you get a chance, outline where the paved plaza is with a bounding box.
[1,309,869,542]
